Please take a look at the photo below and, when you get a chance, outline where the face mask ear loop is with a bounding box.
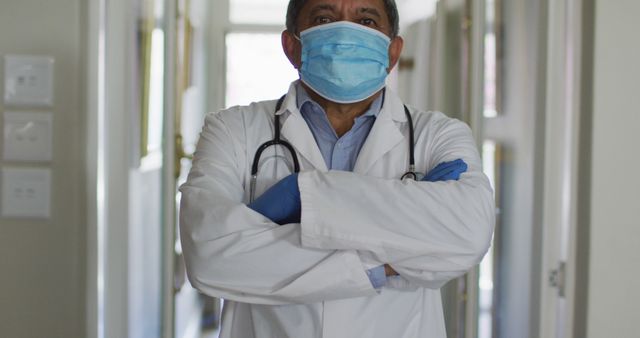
[291,34,302,71]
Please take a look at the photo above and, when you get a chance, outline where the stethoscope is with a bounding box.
[250,94,417,202]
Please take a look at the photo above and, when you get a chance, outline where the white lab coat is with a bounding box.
[180,81,495,338]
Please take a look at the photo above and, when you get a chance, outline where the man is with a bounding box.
[180,0,494,337]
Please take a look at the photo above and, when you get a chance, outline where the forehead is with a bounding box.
[300,0,388,15]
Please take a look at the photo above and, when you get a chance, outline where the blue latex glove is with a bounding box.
[248,173,301,225]
[422,159,468,182]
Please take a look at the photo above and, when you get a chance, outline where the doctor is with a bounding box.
[180,0,495,337]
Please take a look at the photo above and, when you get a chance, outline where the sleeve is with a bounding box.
[366,266,387,289]
[298,116,495,289]
[179,111,376,305]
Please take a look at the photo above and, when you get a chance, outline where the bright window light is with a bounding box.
[230,0,289,25]
[484,0,499,118]
[479,139,498,338]
[147,28,165,155]
[225,33,299,107]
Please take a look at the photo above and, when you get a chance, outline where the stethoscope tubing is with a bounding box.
[401,105,417,180]
[250,96,300,202]
[250,94,416,202]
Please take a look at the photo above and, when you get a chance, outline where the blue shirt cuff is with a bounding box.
[366,265,387,289]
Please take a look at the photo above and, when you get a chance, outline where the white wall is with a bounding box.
[586,0,640,337]
[0,0,85,337]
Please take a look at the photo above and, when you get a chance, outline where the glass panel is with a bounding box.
[147,28,165,155]
[484,0,499,118]
[479,140,499,338]
[225,33,299,107]
[136,0,166,160]
[230,0,289,25]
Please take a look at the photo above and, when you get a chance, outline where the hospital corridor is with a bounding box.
[0,0,638,337]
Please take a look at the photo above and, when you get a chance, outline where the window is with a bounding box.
[225,33,298,107]
[484,0,501,118]
[224,0,297,108]
[478,1,503,336]
[230,0,289,25]
[479,140,499,338]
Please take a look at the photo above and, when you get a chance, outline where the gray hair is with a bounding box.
[286,0,400,38]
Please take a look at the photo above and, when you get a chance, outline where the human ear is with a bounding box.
[387,36,404,72]
[282,30,302,69]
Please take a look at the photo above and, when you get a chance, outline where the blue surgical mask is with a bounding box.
[298,21,391,104]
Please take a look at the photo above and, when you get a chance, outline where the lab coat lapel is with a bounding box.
[278,83,328,171]
[280,114,328,171]
[353,90,407,174]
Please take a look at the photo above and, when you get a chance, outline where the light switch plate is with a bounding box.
[4,55,54,107]
[3,111,53,162]
[1,167,51,218]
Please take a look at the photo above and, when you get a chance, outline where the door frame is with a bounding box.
[161,0,178,336]
[85,0,106,337]
[85,0,133,337]
[86,0,183,337]
[538,0,587,337]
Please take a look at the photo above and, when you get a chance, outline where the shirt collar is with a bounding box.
[295,81,383,119]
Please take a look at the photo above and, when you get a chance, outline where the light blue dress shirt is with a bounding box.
[296,83,387,289]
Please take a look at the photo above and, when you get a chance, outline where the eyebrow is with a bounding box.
[357,7,382,19]
[308,5,383,19]
[309,4,336,17]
